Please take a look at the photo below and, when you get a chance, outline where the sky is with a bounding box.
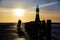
[0,0,60,23]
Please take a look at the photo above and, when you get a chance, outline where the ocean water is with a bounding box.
[52,24,60,40]
[0,23,26,40]
[0,23,60,40]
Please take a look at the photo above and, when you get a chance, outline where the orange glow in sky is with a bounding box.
[0,8,60,23]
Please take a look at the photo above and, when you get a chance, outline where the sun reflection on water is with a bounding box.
[14,38,25,40]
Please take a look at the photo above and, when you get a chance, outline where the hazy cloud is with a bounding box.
[39,2,58,7]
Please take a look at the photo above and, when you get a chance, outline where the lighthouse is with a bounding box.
[35,5,40,22]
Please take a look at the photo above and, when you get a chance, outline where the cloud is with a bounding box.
[0,10,12,12]
[39,2,58,7]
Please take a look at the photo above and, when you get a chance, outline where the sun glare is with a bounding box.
[13,8,25,17]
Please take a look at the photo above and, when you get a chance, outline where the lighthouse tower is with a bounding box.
[35,5,40,22]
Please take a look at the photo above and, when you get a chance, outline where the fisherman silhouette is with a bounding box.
[17,20,24,38]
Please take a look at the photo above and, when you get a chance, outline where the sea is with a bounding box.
[0,23,60,40]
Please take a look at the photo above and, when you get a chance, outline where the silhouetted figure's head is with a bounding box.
[17,19,21,28]
[18,19,21,24]
[17,19,22,28]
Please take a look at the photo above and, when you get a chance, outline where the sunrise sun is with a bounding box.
[13,8,25,17]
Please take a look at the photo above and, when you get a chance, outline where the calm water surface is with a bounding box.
[0,23,26,40]
[0,23,60,40]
